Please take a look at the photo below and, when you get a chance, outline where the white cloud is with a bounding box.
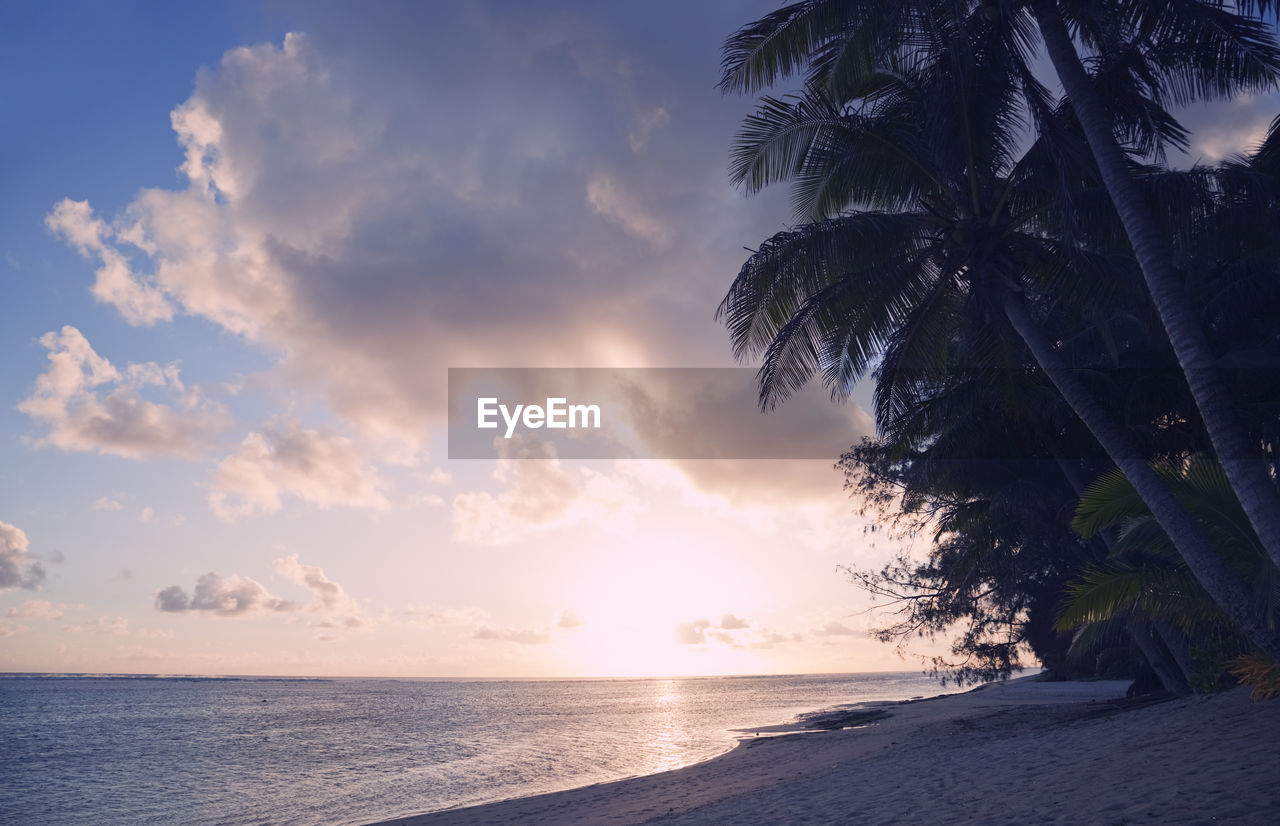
[1187,95,1277,162]
[18,326,229,459]
[6,600,69,621]
[473,626,552,645]
[139,506,155,523]
[556,609,584,629]
[45,199,174,325]
[450,438,578,544]
[450,437,633,545]
[676,618,711,645]
[421,467,452,486]
[96,616,131,636]
[0,520,45,591]
[814,621,858,637]
[627,105,669,152]
[586,171,671,247]
[272,553,357,615]
[749,629,805,649]
[399,603,485,629]
[207,418,390,519]
[44,23,747,461]
[92,497,123,512]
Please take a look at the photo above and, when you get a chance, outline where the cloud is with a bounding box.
[45,199,174,325]
[398,603,486,629]
[628,105,669,151]
[61,616,170,639]
[676,618,711,645]
[751,629,804,649]
[44,4,781,460]
[6,600,68,621]
[207,418,390,519]
[1185,95,1279,162]
[421,467,452,486]
[451,437,630,545]
[0,520,45,591]
[139,506,155,523]
[556,609,584,629]
[473,626,552,645]
[450,438,578,543]
[92,497,123,511]
[18,326,229,459]
[95,616,130,636]
[156,555,360,629]
[154,572,299,616]
[271,553,356,614]
[718,613,749,630]
[814,621,858,637]
[586,171,671,247]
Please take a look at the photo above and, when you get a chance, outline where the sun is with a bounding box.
[556,528,770,677]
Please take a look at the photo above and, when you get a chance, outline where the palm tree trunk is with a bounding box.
[1048,429,1200,687]
[1129,618,1193,696]
[1000,291,1280,663]
[1153,620,1197,686]
[1031,0,1280,573]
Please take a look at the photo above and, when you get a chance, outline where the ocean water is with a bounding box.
[0,672,950,825]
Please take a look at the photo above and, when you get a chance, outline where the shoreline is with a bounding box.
[366,679,1279,825]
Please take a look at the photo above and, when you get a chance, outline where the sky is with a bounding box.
[2,1,1276,679]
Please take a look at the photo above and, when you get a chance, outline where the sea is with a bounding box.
[0,671,953,825]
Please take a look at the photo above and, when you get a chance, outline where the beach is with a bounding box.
[369,680,1280,825]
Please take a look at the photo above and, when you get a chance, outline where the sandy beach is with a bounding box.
[368,680,1280,825]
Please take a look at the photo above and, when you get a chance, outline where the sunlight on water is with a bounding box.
[0,672,953,825]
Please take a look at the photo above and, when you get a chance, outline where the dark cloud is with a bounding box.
[154,572,298,616]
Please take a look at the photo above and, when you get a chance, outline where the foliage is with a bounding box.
[718,1,1280,686]
[1229,653,1280,700]
[1057,454,1280,689]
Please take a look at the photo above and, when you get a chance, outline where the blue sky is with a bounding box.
[1,1,1276,678]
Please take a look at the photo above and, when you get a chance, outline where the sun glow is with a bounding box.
[557,529,772,677]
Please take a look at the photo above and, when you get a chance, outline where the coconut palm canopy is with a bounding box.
[719,0,1280,686]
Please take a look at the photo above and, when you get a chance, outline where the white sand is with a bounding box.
[368,680,1280,825]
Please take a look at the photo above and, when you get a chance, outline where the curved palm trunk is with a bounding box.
[1129,618,1194,696]
[1001,291,1280,663]
[1153,619,1197,686]
[1051,445,1195,690]
[1031,0,1280,573]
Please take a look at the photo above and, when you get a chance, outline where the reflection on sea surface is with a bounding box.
[0,671,951,826]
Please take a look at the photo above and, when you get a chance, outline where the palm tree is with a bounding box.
[838,357,1114,684]
[1061,455,1280,693]
[721,0,1280,572]
[1028,0,1280,576]
[717,2,1280,660]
